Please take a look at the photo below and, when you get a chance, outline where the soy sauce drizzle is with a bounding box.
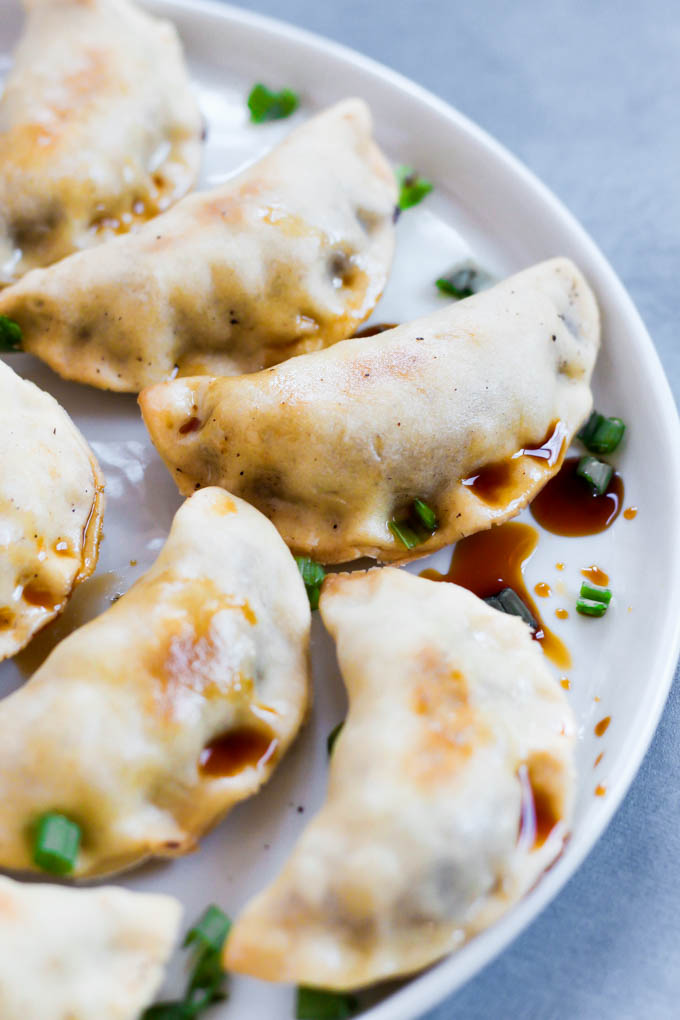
[462,421,568,505]
[530,456,624,536]
[517,763,561,851]
[199,726,278,777]
[422,520,571,669]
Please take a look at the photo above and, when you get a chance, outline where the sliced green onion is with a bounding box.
[435,262,494,300]
[143,905,232,1017]
[0,315,22,352]
[395,165,433,210]
[296,986,359,1020]
[484,587,538,631]
[436,275,473,299]
[576,597,608,618]
[388,519,421,549]
[327,721,344,756]
[579,581,612,606]
[184,904,232,954]
[247,83,299,123]
[33,812,81,875]
[141,1004,191,1019]
[295,556,326,610]
[186,947,227,1009]
[576,455,613,496]
[411,498,438,532]
[578,411,626,454]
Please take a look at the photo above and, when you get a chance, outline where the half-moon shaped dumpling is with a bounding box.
[0,0,202,284]
[0,875,181,1019]
[0,487,310,877]
[0,358,104,660]
[225,567,575,990]
[140,257,599,564]
[0,100,397,391]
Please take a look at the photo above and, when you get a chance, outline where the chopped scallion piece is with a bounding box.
[184,904,232,954]
[436,275,473,299]
[484,587,538,631]
[412,498,438,532]
[296,986,359,1020]
[0,315,22,352]
[295,556,326,610]
[435,261,495,300]
[141,1004,191,1019]
[33,812,81,874]
[576,455,613,496]
[247,83,299,122]
[395,165,433,210]
[327,721,344,756]
[578,411,626,454]
[576,597,608,618]
[579,581,612,606]
[143,905,232,1018]
[388,519,421,549]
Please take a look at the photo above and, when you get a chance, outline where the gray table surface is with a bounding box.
[226,0,680,1017]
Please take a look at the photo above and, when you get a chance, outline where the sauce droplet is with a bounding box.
[560,676,571,690]
[594,752,604,768]
[555,562,565,571]
[555,608,569,620]
[422,521,570,669]
[581,565,609,586]
[530,456,624,536]
[179,416,201,435]
[595,784,607,797]
[623,506,638,520]
[534,582,551,598]
[594,716,611,737]
[199,727,278,777]
[353,322,398,338]
[517,763,562,850]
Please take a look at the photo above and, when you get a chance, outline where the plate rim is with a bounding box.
[17,1,680,1015]
[148,1,680,1016]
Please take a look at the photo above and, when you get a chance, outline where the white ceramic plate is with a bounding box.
[1,2,680,1017]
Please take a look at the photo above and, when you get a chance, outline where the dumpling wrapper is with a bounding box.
[225,567,575,990]
[0,875,181,1019]
[0,358,104,660]
[0,99,397,391]
[0,487,310,877]
[140,257,599,564]
[0,0,202,284]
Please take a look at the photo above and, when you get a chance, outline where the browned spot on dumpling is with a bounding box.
[210,493,237,517]
[409,651,490,784]
[145,576,257,718]
[0,608,15,630]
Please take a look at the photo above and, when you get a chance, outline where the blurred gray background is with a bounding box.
[225,0,680,1017]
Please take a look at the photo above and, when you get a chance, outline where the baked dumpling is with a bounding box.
[0,100,397,391]
[0,358,104,660]
[225,567,575,990]
[140,257,599,563]
[0,875,181,1019]
[0,0,202,284]
[0,487,310,877]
